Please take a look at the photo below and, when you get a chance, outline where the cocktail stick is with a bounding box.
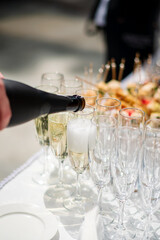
[134,52,140,72]
[84,66,88,80]
[103,61,110,82]
[111,58,116,79]
[97,64,105,82]
[147,54,152,65]
[118,58,125,81]
[146,54,152,80]
[134,60,142,97]
[76,76,97,88]
[89,62,93,82]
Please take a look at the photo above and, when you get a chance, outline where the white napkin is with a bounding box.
[78,206,103,240]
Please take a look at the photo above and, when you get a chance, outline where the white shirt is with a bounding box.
[94,0,110,27]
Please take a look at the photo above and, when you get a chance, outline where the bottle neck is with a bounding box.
[46,93,85,114]
[66,95,85,112]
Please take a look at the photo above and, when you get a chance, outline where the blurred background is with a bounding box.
[0,0,105,180]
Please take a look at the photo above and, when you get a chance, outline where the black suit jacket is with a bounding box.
[89,0,160,35]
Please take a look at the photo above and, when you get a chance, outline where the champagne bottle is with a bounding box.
[3,79,85,127]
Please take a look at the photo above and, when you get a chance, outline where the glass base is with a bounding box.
[105,222,137,240]
[32,172,50,185]
[44,190,72,215]
[46,182,73,197]
[63,195,93,216]
[48,167,76,185]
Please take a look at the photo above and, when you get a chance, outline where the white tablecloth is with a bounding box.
[0,151,100,240]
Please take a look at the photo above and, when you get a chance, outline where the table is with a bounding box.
[0,151,100,240]
[2,151,160,240]
[0,71,158,240]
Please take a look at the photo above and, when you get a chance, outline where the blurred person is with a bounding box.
[0,73,12,130]
[86,0,160,81]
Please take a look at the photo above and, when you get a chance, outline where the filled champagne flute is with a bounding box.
[32,85,58,185]
[63,105,95,215]
[109,107,145,240]
[46,112,71,197]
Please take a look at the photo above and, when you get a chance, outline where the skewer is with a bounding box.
[111,58,116,79]
[76,76,97,88]
[84,67,88,80]
[118,58,125,81]
[134,52,140,71]
[134,60,142,97]
[97,64,105,82]
[147,54,152,65]
[88,62,93,82]
[103,61,110,82]
[146,54,152,81]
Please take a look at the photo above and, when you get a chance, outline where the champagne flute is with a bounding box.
[109,107,145,239]
[61,78,83,94]
[76,88,99,106]
[96,97,121,119]
[47,112,71,197]
[96,97,121,204]
[63,105,95,215]
[41,72,64,91]
[32,85,58,185]
[139,118,160,239]
[89,114,117,220]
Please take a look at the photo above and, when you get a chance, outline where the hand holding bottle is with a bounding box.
[0,73,12,130]
[1,77,85,128]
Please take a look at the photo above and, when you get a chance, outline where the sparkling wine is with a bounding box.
[48,113,68,160]
[67,118,93,174]
[35,114,49,146]
[69,150,89,174]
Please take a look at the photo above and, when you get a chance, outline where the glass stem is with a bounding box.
[117,200,125,230]
[144,213,152,239]
[97,187,102,212]
[42,145,49,176]
[75,173,81,201]
[58,160,64,186]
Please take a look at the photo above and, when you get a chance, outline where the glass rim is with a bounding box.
[41,72,64,80]
[61,80,82,88]
[74,104,95,115]
[96,97,121,108]
[119,107,145,119]
[76,88,98,95]
[145,117,160,126]
[36,85,59,92]
[48,112,68,122]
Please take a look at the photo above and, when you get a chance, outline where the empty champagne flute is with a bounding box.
[96,97,121,119]
[139,118,160,239]
[109,107,145,239]
[61,78,83,94]
[76,88,99,106]
[33,85,58,185]
[63,105,95,215]
[41,72,64,91]
[96,97,121,204]
[89,114,117,219]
